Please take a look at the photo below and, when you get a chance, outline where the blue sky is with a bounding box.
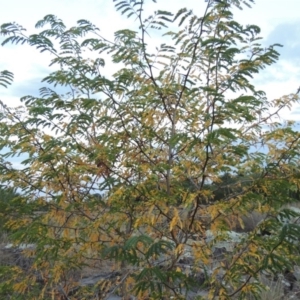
[0,0,300,167]
[1,0,299,117]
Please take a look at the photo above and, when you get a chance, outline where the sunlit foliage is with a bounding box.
[0,0,300,299]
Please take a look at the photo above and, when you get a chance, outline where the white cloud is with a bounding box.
[1,0,299,116]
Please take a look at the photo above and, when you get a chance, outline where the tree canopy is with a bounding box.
[0,0,300,299]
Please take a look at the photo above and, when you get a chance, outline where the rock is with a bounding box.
[204,230,246,252]
[213,247,227,260]
[284,270,297,291]
[4,243,35,249]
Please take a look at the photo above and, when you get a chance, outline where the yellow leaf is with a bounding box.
[175,244,184,256]
[169,208,182,231]
[13,281,27,294]
[238,216,245,230]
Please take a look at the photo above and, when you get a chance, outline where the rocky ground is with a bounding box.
[1,205,300,299]
[1,235,300,299]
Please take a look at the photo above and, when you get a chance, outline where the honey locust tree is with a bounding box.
[1,0,300,299]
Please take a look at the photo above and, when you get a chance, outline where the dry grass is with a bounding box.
[245,274,300,300]
[0,230,10,246]
[255,276,284,300]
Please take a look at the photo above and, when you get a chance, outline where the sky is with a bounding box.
[0,0,300,170]
[0,0,299,118]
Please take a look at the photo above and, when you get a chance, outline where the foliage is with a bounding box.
[0,186,20,233]
[0,0,300,299]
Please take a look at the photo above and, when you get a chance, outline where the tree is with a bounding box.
[0,0,300,298]
[0,186,20,233]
